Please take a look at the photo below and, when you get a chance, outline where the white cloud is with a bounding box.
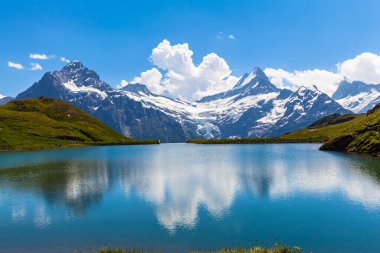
[117,80,129,89]
[7,61,24,70]
[337,52,380,84]
[216,32,235,40]
[264,52,380,96]
[124,42,380,99]
[29,53,49,60]
[30,62,43,71]
[131,68,164,94]
[265,68,343,95]
[148,39,237,100]
[60,57,70,63]
[121,39,238,100]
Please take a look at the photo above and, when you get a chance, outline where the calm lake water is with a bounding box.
[0,144,380,253]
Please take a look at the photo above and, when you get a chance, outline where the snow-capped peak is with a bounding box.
[61,60,84,72]
[54,61,112,93]
[332,80,380,113]
[0,94,5,99]
[122,83,152,95]
[234,67,267,88]
[66,60,83,67]
[198,67,279,103]
[295,85,321,96]
[250,67,267,78]
[60,60,102,82]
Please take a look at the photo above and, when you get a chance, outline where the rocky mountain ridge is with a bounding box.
[16,61,351,142]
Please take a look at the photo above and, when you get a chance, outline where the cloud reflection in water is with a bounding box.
[0,144,380,231]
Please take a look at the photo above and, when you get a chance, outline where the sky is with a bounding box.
[1,0,380,100]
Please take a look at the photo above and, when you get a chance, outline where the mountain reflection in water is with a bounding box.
[0,144,379,232]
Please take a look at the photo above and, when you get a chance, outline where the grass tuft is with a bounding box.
[97,245,301,253]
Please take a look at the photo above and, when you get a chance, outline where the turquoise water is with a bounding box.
[0,144,380,252]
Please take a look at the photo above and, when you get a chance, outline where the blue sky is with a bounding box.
[1,0,380,98]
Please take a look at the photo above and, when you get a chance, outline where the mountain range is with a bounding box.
[332,80,380,113]
[13,61,356,142]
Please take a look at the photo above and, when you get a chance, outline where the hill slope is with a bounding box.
[281,105,380,154]
[319,106,380,153]
[0,97,158,151]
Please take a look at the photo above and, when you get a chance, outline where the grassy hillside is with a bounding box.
[280,114,365,143]
[319,108,380,153]
[307,113,359,129]
[0,97,158,151]
[280,107,380,154]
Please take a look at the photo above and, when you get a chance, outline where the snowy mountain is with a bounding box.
[17,61,351,142]
[0,95,14,106]
[196,68,350,138]
[17,61,196,142]
[332,80,380,113]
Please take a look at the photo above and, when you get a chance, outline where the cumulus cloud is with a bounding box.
[228,34,235,40]
[121,40,238,100]
[337,52,380,84]
[265,68,343,95]
[29,53,50,60]
[131,68,164,94]
[30,62,43,71]
[7,61,24,70]
[60,57,70,63]
[265,52,380,95]
[123,43,380,99]
[117,80,129,89]
[150,39,237,100]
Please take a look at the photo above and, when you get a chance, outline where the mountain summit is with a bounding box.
[234,67,269,87]
[332,80,380,113]
[198,67,279,103]
[17,62,351,142]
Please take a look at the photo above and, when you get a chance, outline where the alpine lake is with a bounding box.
[0,143,380,252]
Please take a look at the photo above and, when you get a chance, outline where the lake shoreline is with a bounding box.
[0,139,160,152]
[186,139,380,157]
[186,138,325,144]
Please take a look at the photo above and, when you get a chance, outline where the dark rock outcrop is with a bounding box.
[320,135,356,151]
